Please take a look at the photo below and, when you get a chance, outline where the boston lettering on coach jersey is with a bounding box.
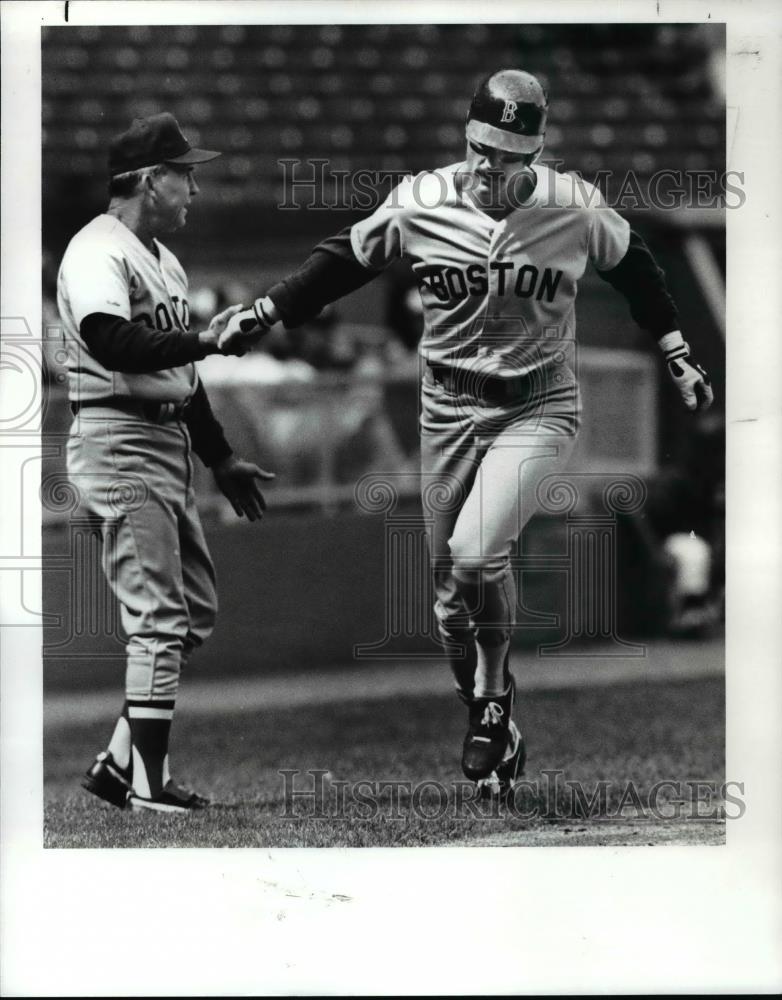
[350,162,630,375]
[57,213,197,403]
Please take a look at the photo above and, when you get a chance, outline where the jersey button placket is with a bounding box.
[463,221,494,360]
[485,233,505,356]
[487,225,510,324]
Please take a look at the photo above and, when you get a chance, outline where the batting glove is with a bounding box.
[658,331,714,412]
[218,297,276,354]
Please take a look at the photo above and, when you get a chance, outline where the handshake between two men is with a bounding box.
[198,298,277,357]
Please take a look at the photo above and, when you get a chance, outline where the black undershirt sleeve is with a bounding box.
[595,230,679,339]
[183,377,233,469]
[80,312,231,467]
[80,312,211,373]
[265,227,380,329]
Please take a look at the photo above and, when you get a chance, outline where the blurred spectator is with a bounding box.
[663,531,715,633]
[646,411,725,635]
[385,263,423,351]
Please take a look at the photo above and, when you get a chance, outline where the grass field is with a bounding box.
[44,648,726,848]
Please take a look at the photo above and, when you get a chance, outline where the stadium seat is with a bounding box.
[236,98,271,121]
[591,124,616,148]
[629,150,658,174]
[227,126,254,150]
[399,98,425,121]
[311,47,336,70]
[383,125,409,149]
[124,97,161,120]
[278,127,304,151]
[105,74,137,96]
[226,156,253,178]
[169,25,199,45]
[364,25,393,44]
[369,74,396,95]
[318,74,347,94]
[436,124,462,148]
[70,25,103,44]
[215,75,242,96]
[268,73,294,95]
[421,72,447,94]
[267,25,296,44]
[317,25,343,45]
[696,124,721,148]
[74,128,100,150]
[219,25,247,45]
[47,46,89,70]
[177,98,214,123]
[256,46,287,69]
[643,123,670,147]
[331,125,356,150]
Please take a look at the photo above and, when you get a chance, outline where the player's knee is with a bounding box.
[186,595,218,649]
[131,606,190,645]
[435,604,472,645]
[448,534,508,583]
[434,589,468,625]
[185,618,216,653]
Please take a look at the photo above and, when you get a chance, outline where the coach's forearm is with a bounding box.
[184,378,234,468]
[81,312,211,373]
[265,227,380,329]
[597,230,679,337]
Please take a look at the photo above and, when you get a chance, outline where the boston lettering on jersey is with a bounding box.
[417,262,563,306]
[135,295,190,333]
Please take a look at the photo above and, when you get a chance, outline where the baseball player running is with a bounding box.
[221,70,714,797]
[57,112,274,813]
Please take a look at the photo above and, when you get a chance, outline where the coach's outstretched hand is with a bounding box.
[213,456,275,521]
[218,296,277,356]
[659,331,714,412]
[198,303,248,356]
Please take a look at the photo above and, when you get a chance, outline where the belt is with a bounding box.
[426,362,551,405]
[70,398,189,423]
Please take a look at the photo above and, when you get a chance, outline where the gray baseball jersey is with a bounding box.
[350,162,630,376]
[57,214,197,403]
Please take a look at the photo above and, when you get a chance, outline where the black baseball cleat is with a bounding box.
[476,720,526,801]
[81,750,133,809]
[454,683,473,707]
[496,718,526,791]
[129,780,210,814]
[461,679,515,781]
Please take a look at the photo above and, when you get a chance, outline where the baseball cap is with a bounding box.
[466,70,547,154]
[108,112,221,175]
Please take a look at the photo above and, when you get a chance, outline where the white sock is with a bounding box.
[473,638,510,698]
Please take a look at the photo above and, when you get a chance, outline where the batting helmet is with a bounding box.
[466,69,547,155]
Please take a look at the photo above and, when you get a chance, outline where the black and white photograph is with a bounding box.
[40,15,728,845]
[1,0,781,995]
